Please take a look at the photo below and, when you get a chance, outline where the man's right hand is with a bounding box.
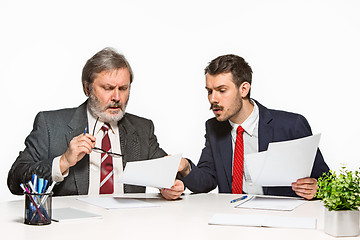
[59,133,96,174]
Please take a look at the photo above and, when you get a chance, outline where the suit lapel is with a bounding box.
[256,100,274,152]
[213,121,233,189]
[118,115,140,168]
[255,100,274,195]
[65,102,88,144]
[65,101,89,195]
[118,115,141,193]
[221,133,233,189]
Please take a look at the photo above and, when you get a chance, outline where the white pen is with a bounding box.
[40,181,56,206]
[20,183,26,192]
[45,181,56,194]
[28,181,37,194]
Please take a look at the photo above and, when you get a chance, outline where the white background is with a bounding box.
[1,0,359,202]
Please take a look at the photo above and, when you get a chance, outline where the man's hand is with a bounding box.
[291,177,318,200]
[178,158,191,177]
[60,133,96,174]
[160,179,185,200]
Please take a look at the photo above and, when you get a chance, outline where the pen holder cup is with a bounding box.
[24,192,52,225]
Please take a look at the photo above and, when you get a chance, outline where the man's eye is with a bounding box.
[103,85,115,91]
[207,90,212,95]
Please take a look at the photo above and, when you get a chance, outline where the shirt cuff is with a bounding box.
[52,156,69,182]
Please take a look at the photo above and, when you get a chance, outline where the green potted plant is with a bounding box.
[316,166,360,237]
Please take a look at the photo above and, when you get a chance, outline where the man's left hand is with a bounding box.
[160,179,184,200]
[291,177,318,200]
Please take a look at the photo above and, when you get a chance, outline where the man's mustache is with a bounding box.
[106,102,123,110]
[210,103,223,111]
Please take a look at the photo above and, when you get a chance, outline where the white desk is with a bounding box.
[0,193,352,240]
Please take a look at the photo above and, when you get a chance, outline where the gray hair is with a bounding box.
[81,47,134,95]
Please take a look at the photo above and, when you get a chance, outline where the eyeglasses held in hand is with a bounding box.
[90,117,123,158]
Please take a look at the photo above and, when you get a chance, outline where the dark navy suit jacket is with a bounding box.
[182,100,329,197]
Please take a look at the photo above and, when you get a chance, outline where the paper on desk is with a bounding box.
[245,134,321,186]
[235,195,306,211]
[120,154,182,189]
[52,207,102,222]
[209,213,316,229]
[77,196,160,209]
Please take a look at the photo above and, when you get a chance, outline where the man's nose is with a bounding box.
[112,89,121,102]
[209,92,219,104]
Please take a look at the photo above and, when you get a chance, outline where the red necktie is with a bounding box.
[232,126,245,194]
[100,123,114,194]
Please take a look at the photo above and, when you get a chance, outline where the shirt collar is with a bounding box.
[86,108,116,135]
[229,99,259,136]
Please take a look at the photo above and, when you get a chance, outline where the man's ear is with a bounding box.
[83,84,90,97]
[239,82,251,98]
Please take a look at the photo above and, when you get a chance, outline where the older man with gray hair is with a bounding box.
[8,47,184,199]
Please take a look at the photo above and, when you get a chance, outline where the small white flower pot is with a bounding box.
[324,208,359,237]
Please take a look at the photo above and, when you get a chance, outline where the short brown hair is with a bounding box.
[205,54,252,98]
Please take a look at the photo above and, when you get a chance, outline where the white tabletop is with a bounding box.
[0,193,352,240]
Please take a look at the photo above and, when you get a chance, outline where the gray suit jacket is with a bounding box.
[8,101,167,196]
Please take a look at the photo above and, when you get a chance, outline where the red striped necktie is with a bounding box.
[100,123,114,194]
[232,125,245,194]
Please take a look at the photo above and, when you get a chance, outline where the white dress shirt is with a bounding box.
[52,109,124,195]
[229,100,264,195]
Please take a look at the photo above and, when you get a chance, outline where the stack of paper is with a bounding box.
[120,154,182,189]
[245,134,321,186]
[52,208,102,222]
[234,195,306,211]
[209,213,316,229]
[77,197,160,209]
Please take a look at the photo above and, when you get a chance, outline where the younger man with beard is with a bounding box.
[176,54,329,200]
[7,48,183,199]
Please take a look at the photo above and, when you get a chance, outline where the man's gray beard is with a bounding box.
[88,93,126,123]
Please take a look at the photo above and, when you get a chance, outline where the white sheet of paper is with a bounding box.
[52,207,102,222]
[245,134,321,186]
[77,197,160,209]
[235,195,306,211]
[119,154,182,189]
[209,213,316,229]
